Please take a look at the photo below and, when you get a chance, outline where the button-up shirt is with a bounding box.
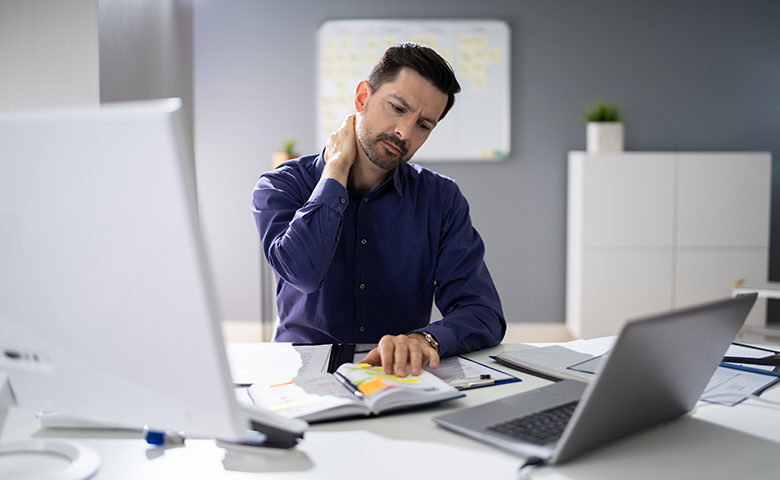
[252,153,505,358]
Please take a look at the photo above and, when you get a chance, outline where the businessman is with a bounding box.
[252,43,505,376]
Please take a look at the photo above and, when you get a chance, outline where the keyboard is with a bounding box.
[486,401,578,445]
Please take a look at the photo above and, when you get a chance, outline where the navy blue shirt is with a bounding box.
[252,153,505,358]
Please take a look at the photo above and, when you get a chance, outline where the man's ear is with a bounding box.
[354,80,372,113]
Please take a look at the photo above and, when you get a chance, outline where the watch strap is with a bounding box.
[417,331,439,352]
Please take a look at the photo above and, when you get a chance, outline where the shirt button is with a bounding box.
[363,197,369,203]
[360,238,367,245]
[340,198,346,205]
[359,283,366,290]
[359,326,365,333]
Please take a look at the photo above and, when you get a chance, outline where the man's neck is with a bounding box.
[348,153,391,194]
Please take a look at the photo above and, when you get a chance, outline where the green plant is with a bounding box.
[582,101,621,123]
[282,137,297,155]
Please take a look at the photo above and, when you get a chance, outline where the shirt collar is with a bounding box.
[389,164,405,196]
[315,149,406,197]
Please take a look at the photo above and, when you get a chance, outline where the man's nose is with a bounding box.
[394,118,415,140]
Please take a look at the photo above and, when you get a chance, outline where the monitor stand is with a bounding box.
[0,373,101,480]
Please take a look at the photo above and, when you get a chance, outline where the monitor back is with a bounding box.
[0,99,245,439]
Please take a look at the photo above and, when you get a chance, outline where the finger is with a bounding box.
[426,348,440,370]
[359,348,380,366]
[377,336,396,375]
[393,338,409,377]
[408,340,423,376]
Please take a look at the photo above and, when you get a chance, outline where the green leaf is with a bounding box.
[582,101,621,123]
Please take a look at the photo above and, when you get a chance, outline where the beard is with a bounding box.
[357,130,410,171]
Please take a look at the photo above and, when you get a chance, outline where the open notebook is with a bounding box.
[248,363,464,423]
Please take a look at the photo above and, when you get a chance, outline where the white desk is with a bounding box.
[2,344,779,479]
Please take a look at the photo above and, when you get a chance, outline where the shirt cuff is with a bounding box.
[308,177,349,213]
[412,325,457,358]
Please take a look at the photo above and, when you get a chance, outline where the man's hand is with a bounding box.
[360,333,440,377]
[322,114,357,188]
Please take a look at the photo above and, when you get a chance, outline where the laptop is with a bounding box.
[434,294,757,465]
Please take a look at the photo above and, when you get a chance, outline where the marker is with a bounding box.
[144,427,186,446]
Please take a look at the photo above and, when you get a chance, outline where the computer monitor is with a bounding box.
[0,99,304,445]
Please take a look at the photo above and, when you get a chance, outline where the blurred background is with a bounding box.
[2,0,778,341]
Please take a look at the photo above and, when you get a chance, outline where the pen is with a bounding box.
[452,374,494,390]
[719,362,780,378]
[334,371,365,399]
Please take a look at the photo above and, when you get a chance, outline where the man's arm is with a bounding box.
[419,183,505,358]
[252,115,357,293]
[423,184,506,358]
[361,182,505,376]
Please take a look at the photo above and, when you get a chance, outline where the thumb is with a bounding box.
[358,348,381,366]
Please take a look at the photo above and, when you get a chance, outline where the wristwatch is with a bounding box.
[416,331,439,352]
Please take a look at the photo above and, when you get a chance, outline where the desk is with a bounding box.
[2,344,779,479]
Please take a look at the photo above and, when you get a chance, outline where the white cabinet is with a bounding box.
[567,152,771,338]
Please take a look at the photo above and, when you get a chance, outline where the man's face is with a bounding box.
[355,67,448,171]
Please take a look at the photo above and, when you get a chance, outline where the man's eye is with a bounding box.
[391,103,404,113]
[418,123,431,131]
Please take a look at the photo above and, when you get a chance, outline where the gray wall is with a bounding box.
[195,0,780,325]
[98,0,194,159]
[0,0,99,109]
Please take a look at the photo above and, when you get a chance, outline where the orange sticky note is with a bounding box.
[357,377,388,396]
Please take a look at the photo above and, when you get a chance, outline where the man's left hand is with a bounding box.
[360,333,440,377]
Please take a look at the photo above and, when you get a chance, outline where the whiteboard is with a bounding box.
[317,20,511,161]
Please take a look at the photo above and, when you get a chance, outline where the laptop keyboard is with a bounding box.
[486,401,579,445]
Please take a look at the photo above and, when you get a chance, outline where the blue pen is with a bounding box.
[719,362,780,378]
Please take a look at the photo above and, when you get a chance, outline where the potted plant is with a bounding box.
[272,137,298,167]
[582,101,623,153]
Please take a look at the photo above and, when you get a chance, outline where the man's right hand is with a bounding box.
[322,114,357,188]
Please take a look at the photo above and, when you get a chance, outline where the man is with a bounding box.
[252,43,504,377]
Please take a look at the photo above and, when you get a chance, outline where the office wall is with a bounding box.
[0,0,99,109]
[98,0,194,148]
[194,0,780,326]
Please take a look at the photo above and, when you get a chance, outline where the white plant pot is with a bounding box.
[586,122,623,153]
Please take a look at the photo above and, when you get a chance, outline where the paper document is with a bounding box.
[702,343,780,406]
[701,366,778,406]
[722,343,778,372]
[425,356,519,389]
[225,342,332,386]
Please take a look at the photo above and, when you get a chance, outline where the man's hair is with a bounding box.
[367,43,461,121]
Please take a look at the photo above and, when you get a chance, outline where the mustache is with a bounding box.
[376,133,408,156]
